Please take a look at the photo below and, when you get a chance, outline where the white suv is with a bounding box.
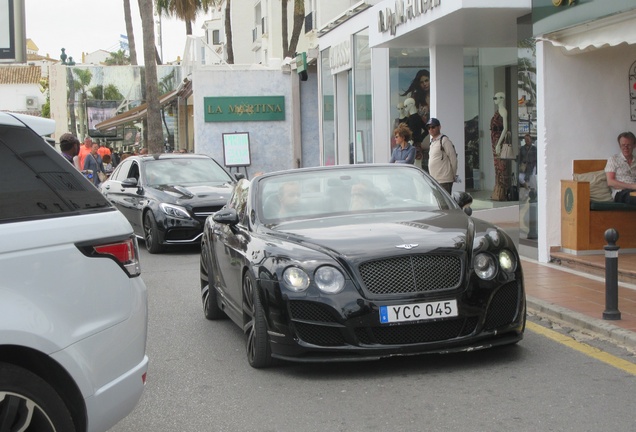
[0,113,148,432]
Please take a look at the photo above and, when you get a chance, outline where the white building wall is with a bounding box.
[537,41,636,261]
[193,67,299,176]
[0,84,44,112]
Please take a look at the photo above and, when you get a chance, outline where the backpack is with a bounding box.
[438,135,457,160]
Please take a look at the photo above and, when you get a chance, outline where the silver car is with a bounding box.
[0,113,148,432]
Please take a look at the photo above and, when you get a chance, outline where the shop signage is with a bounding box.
[329,38,352,75]
[204,96,285,122]
[378,0,441,36]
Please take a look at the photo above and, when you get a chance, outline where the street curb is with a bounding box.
[527,296,636,351]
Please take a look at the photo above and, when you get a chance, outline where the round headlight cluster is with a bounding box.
[282,265,345,294]
[282,267,310,292]
[498,249,517,273]
[474,253,496,280]
[315,266,345,294]
[474,249,517,280]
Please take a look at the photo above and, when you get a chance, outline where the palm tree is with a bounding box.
[224,0,234,63]
[89,84,125,101]
[156,0,212,35]
[72,68,94,139]
[104,49,131,65]
[139,0,164,153]
[282,0,305,58]
[123,0,138,65]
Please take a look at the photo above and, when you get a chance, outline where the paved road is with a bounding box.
[109,246,636,432]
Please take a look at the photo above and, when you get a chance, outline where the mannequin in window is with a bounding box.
[391,102,408,150]
[404,97,426,167]
[490,92,509,201]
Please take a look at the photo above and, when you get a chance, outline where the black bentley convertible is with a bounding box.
[200,164,525,368]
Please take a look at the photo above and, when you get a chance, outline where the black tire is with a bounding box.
[200,240,226,320]
[143,211,163,254]
[0,362,76,432]
[242,272,273,368]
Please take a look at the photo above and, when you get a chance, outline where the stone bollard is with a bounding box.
[602,228,621,320]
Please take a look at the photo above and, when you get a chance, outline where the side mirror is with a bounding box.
[452,191,473,216]
[122,177,139,188]
[213,208,239,225]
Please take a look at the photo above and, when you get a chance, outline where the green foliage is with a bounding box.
[105,49,131,65]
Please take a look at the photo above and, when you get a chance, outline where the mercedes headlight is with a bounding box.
[282,267,310,292]
[314,266,345,294]
[474,253,496,280]
[160,203,191,220]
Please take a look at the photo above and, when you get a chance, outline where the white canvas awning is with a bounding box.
[540,8,636,53]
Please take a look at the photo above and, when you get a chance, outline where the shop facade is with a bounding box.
[533,0,636,262]
[317,1,534,242]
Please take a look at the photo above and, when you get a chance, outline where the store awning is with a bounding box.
[540,9,636,53]
[95,78,191,131]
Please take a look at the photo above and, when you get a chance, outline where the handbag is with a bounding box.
[499,132,515,159]
[91,154,107,182]
[519,162,527,173]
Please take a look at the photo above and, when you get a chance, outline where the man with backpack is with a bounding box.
[426,117,458,194]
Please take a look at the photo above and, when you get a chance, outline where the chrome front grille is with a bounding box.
[358,254,462,295]
[192,205,224,222]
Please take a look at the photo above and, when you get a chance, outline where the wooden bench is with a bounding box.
[561,160,636,254]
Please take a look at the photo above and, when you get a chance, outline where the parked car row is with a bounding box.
[1,113,524,432]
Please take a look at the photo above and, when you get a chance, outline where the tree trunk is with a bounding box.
[224,0,234,64]
[138,0,163,154]
[66,68,77,136]
[123,0,138,65]
[282,0,289,58]
[287,0,305,58]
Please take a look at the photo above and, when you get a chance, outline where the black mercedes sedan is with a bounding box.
[200,164,525,368]
[101,154,238,253]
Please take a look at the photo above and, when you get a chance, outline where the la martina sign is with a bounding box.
[378,0,441,36]
[204,96,285,122]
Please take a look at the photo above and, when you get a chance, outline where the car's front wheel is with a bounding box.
[143,211,163,254]
[0,362,76,432]
[242,272,273,368]
[200,240,226,320]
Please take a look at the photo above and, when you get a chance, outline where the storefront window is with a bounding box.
[320,47,336,165]
[352,29,372,163]
[389,48,430,170]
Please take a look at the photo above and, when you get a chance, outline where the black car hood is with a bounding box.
[265,210,483,260]
[151,183,233,204]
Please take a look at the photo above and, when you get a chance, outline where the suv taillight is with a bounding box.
[93,236,141,277]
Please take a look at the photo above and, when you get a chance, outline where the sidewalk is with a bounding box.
[522,257,636,349]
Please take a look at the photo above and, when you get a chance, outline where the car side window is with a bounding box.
[0,125,111,223]
[112,159,132,182]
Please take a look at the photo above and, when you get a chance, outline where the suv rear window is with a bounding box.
[0,125,112,223]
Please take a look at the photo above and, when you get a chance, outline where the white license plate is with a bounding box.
[379,300,458,324]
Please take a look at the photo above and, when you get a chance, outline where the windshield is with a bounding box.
[143,158,233,186]
[257,166,454,223]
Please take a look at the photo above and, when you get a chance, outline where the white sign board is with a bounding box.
[222,132,251,167]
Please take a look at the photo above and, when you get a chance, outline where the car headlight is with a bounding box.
[498,249,516,273]
[282,267,310,292]
[314,266,345,294]
[474,252,496,280]
[160,203,191,220]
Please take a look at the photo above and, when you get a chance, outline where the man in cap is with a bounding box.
[426,117,458,194]
[59,133,80,165]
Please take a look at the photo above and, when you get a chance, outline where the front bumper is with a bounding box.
[263,280,526,363]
